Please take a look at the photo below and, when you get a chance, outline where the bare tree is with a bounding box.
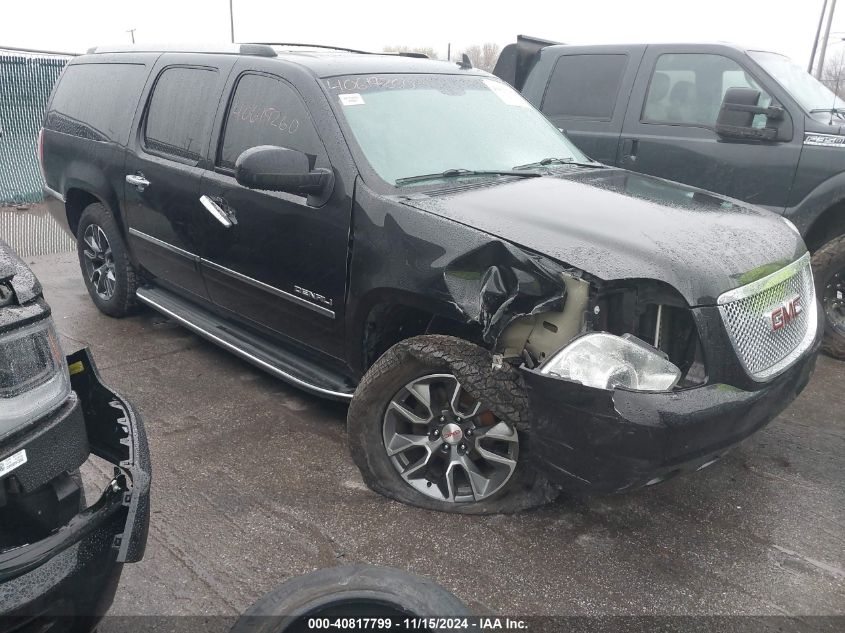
[460,43,501,72]
[383,45,439,60]
[822,49,845,99]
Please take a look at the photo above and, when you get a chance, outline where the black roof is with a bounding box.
[83,44,489,78]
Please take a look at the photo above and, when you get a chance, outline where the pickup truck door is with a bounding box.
[196,62,351,358]
[124,54,235,301]
[525,46,645,164]
[617,45,803,211]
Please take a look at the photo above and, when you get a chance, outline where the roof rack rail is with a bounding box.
[84,43,277,57]
[245,42,372,55]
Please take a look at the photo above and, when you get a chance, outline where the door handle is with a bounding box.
[621,138,639,163]
[200,194,235,228]
[125,173,150,191]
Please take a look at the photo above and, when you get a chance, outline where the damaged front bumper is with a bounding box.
[521,338,820,493]
[0,348,151,629]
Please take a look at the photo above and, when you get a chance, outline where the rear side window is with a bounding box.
[145,67,219,161]
[218,73,323,169]
[47,63,147,144]
[541,54,628,120]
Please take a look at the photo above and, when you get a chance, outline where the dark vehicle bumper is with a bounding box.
[0,349,151,632]
[521,340,820,493]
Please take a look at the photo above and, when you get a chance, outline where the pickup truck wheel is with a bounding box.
[76,203,138,317]
[347,335,558,514]
[813,235,845,360]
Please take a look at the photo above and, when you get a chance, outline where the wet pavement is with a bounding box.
[25,250,845,623]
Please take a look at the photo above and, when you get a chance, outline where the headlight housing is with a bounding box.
[539,332,681,391]
[0,318,71,438]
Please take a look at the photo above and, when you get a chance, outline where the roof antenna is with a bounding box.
[457,53,473,70]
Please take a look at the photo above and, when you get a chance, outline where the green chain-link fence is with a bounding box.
[0,49,70,204]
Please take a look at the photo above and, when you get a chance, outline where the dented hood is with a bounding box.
[400,168,806,306]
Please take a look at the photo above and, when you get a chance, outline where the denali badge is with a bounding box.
[294,285,333,307]
[768,295,802,332]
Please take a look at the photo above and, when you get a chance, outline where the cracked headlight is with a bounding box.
[0,318,71,438]
[539,332,681,391]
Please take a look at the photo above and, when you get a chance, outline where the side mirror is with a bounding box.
[715,87,784,141]
[235,145,333,197]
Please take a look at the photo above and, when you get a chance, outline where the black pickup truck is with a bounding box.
[495,37,845,359]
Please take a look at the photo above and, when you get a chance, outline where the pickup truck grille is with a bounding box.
[717,253,817,381]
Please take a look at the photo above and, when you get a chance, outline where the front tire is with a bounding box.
[76,203,138,317]
[812,235,845,359]
[347,335,557,514]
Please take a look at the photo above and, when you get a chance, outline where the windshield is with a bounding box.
[750,50,845,113]
[326,74,590,186]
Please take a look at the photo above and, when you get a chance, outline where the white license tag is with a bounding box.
[0,449,27,477]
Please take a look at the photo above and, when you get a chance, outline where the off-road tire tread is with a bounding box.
[812,236,845,359]
[76,203,139,318]
[348,335,558,514]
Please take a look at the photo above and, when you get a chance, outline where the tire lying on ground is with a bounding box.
[347,335,558,514]
[812,235,845,360]
[229,565,471,633]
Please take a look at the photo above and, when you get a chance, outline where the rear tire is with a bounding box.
[76,203,138,317]
[347,335,558,514]
[812,235,845,360]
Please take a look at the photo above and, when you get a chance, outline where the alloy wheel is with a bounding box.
[82,224,116,300]
[382,373,519,503]
[824,268,845,336]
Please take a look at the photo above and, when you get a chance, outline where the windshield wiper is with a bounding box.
[513,157,604,170]
[395,168,542,186]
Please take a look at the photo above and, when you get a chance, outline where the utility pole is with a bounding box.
[127,28,136,44]
[817,0,839,78]
[229,0,235,44]
[447,43,451,61]
[810,0,829,72]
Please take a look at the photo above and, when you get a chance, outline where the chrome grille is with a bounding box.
[718,253,817,381]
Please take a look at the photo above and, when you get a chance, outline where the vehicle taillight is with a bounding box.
[37,128,46,184]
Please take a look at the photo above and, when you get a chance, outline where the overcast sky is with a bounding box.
[1,0,842,69]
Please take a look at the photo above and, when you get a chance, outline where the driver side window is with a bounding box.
[218,73,323,169]
[642,53,772,128]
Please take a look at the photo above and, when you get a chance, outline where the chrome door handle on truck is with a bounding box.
[199,195,235,228]
[125,174,150,191]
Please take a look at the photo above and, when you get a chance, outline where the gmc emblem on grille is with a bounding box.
[768,295,803,332]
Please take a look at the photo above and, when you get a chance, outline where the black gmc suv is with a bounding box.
[0,240,150,630]
[42,44,820,513]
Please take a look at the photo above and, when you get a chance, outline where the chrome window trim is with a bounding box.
[717,253,817,382]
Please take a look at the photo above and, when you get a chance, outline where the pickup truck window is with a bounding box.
[541,54,628,120]
[749,50,845,114]
[219,73,323,169]
[329,74,587,186]
[145,66,219,161]
[642,54,770,128]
